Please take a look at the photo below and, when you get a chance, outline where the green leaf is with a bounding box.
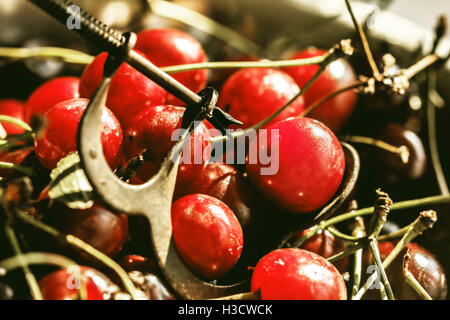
[48,152,94,209]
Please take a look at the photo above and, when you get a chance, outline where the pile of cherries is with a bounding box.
[0,23,447,301]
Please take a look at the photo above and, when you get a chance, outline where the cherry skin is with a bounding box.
[25,76,80,122]
[39,267,112,300]
[296,227,348,273]
[171,194,244,279]
[80,52,166,130]
[0,147,34,178]
[123,105,211,184]
[34,98,123,170]
[135,28,208,106]
[217,68,305,128]
[0,99,26,135]
[251,248,347,300]
[284,48,358,132]
[173,163,253,229]
[246,117,345,214]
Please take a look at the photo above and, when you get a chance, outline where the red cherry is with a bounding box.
[50,202,128,258]
[0,99,26,135]
[251,248,347,300]
[0,147,34,178]
[246,117,345,213]
[39,267,112,300]
[296,227,348,272]
[80,52,166,130]
[123,105,211,184]
[171,194,243,279]
[135,28,208,105]
[34,98,123,170]
[174,163,253,229]
[217,68,305,128]
[25,77,80,122]
[284,48,358,132]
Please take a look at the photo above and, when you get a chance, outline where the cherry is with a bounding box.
[0,147,34,178]
[135,28,208,106]
[364,242,447,300]
[39,266,112,300]
[284,48,358,132]
[251,248,347,300]
[295,227,348,273]
[173,163,253,229]
[25,76,80,122]
[34,98,123,170]
[246,117,345,214]
[171,194,243,279]
[123,105,211,184]
[79,52,166,130]
[376,123,426,181]
[0,99,26,135]
[217,68,305,129]
[47,202,128,259]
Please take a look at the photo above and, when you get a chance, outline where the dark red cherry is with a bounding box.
[0,99,26,135]
[217,68,305,128]
[25,76,80,122]
[174,163,253,229]
[123,105,211,184]
[376,123,426,181]
[80,52,166,130]
[296,227,348,272]
[39,266,112,300]
[135,28,208,106]
[284,48,358,132]
[246,117,345,214]
[251,248,347,300]
[34,98,123,169]
[171,194,243,279]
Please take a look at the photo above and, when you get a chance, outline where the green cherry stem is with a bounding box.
[0,161,33,176]
[368,238,395,300]
[0,115,33,133]
[351,217,366,298]
[326,226,362,242]
[0,47,94,65]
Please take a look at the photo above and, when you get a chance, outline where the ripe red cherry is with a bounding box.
[284,48,358,132]
[50,202,128,258]
[34,98,123,169]
[296,227,348,272]
[80,52,166,129]
[135,28,208,105]
[25,76,80,122]
[174,163,253,229]
[217,68,305,128]
[251,248,347,300]
[0,99,26,135]
[0,147,34,178]
[39,267,112,300]
[171,194,244,279]
[123,105,211,184]
[246,117,345,214]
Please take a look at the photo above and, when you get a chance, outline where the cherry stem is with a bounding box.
[351,217,365,298]
[344,0,382,80]
[0,252,87,300]
[367,189,392,238]
[148,0,262,56]
[326,226,362,242]
[0,115,33,133]
[404,54,440,80]
[0,47,94,65]
[368,238,395,300]
[341,135,410,164]
[402,250,433,300]
[0,161,33,177]
[376,225,409,241]
[211,290,261,300]
[14,209,140,300]
[328,242,365,263]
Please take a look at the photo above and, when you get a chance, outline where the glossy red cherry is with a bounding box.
[171,194,243,279]
[80,52,166,129]
[50,202,128,258]
[284,48,358,132]
[217,68,305,128]
[174,163,253,229]
[123,105,211,184]
[34,98,123,169]
[0,147,34,178]
[39,267,112,300]
[0,99,26,135]
[135,28,208,106]
[246,117,345,214]
[296,227,348,272]
[25,77,80,122]
[251,248,347,300]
